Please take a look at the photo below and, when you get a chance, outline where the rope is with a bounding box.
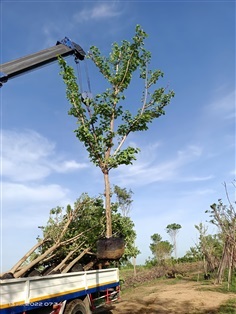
[75,60,83,95]
[74,58,93,100]
[84,58,92,95]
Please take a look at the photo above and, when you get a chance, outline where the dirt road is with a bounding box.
[111,279,236,314]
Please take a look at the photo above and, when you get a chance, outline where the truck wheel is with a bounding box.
[64,299,88,314]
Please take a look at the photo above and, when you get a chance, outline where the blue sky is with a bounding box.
[0,0,235,271]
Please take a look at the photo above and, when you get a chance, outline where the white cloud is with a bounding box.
[42,25,60,47]
[2,181,73,231]
[177,145,202,158]
[206,90,235,120]
[2,181,72,222]
[180,188,216,196]
[52,160,88,173]
[3,182,69,206]
[1,129,88,182]
[3,129,54,159]
[180,175,214,182]
[112,143,209,186]
[1,182,73,272]
[34,24,64,50]
[230,169,236,176]
[1,129,86,242]
[73,3,122,23]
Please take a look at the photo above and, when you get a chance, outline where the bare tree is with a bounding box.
[207,181,236,288]
[194,223,221,275]
[114,185,133,217]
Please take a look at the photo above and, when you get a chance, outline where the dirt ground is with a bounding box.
[110,280,236,314]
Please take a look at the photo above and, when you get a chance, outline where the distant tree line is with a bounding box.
[146,181,235,290]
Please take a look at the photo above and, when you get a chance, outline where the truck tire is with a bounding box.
[64,299,88,314]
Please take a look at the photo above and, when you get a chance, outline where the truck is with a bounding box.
[0,268,120,314]
[0,38,121,314]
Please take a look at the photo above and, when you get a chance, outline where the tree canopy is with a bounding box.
[113,185,133,217]
[59,25,174,238]
[149,233,173,265]
[166,223,182,258]
[206,182,236,287]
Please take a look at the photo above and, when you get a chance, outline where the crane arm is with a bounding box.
[0,37,85,86]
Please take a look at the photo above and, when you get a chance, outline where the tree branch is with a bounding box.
[48,243,85,274]
[141,61,148,115]
[62,248,90,273]
[117,50,134,91]
[8,238,49,274]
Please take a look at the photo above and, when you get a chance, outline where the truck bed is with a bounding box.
[0,268,119,314]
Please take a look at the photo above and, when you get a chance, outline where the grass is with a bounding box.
[218,298,236,314]
[196,276,236,294]
[119,266,236,311]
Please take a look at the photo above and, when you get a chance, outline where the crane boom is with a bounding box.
[0,37,85,86]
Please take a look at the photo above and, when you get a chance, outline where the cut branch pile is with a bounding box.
[0,195,110,279]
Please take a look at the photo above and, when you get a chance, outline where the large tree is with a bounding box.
[59,25,174,238]
[166,223,182,258]
[206,182,236,287]
[149,233,173,265]
[194,223,222,275]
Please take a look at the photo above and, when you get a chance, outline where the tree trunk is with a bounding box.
[104,170,112,238]
[203,255,207,275]
[83,260,97,271]
[49,246,82,274]
[216,243,228,284]
[174,237,177,259]
[14,243,61,278]
[62,248,90,273]
[8,239,48,275]
[132,256,137,277]
[227,243,234,290]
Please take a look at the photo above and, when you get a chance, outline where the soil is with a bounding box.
[109,279,236,314]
